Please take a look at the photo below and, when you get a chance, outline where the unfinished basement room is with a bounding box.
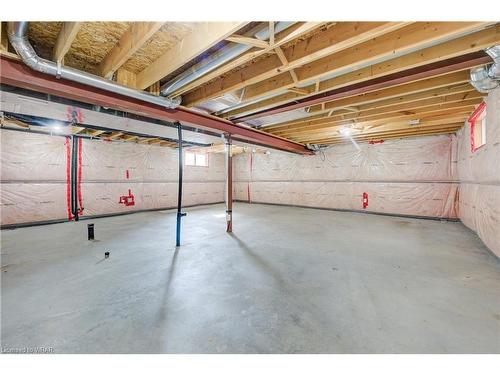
[1,6,500,361]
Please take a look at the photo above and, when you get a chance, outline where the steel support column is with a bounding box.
[176,123,186,246]
[225,134,233,233]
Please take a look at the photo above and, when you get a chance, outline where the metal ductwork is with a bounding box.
[7,22,181,109]
[160,22,296,97]
[485,45,500,79]
[470,45,500,93]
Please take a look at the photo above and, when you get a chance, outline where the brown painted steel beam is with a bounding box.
[233,51,490,122]
[0,56,312,155]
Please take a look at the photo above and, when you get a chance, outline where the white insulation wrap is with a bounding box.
[0,130,225,225]
[1,131,68,224]
[79,139,225,217]
[456,88,500,257]
[234,134,459,219]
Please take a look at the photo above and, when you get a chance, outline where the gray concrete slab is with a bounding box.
[1,203,499,353]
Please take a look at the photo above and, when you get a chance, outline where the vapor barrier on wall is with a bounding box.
[234,134,460,219]
[456,88,500,257]
[0,130,225,226]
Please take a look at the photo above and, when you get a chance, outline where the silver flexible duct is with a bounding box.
[7,22,181,109]
[485,45,500,79]
[469,45,500,93]
[160,22,296,97]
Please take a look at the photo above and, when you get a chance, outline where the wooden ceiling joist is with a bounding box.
[222,23,498,119]
[270,93,482,137]
[273,102,480,140]
[264,70,473,132]
[183,22,411,106]
[290,111,473,143]
[167,22,325,98]
[99,22,164,79]
[135,22,249,90]
[320,125,464,145]
[226,34,269,49]
[52,22,81,64]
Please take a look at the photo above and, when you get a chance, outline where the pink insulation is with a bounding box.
[234,134,459,219]
[456,88,500,257]
[0,131,225,225]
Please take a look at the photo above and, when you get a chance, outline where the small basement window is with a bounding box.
[468,102,487,152]
[185,151,208,167]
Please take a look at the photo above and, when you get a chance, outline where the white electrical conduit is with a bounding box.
[7,22,181,109]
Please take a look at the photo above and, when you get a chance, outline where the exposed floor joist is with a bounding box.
[52,22,81,64]
[135,22,249,90]
[99,22,164,79]
[221,23,498,120]
[183,22,411,106]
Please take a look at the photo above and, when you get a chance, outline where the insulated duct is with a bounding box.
[160,22,296,97]
[485,45,500,79]
[7,22,181,109]
[470,45,500,93]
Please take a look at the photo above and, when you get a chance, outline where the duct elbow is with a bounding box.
[164,95,182,109]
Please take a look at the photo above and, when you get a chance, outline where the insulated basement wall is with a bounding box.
[234,134,459,219]
[456,88,500,257]
[0,130,225,226]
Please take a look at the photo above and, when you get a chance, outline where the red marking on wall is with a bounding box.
[468,102,486,153]
[362,192,369,209]
[65,137,73,221]
[126,169,130,179]
[247,153,253,203]
[77,137,84,216]
[369,140,384,145]
[119,189,135,206]
[66,106,84,124]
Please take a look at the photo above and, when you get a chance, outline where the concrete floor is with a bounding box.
[1,203,499,353]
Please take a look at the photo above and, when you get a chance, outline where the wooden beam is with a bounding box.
[223,23,498,119]
[272,97,481,138]
[320,125,464,145]
[71,126,85,134]
[168,22,325,97]
[264,70,472,131]
[309,122,465,143]
[290,110,473,142]
[1,22,9,51]
[148,81,160,95]
[184,22,411,106]
[226,35,269,49]
[136,22,248,90]
[269,22,275,47]
[115,68,137,88]
[87,129,106,136]
[53,22,81,64]
[107,131,124,139]
[99,22,164,79]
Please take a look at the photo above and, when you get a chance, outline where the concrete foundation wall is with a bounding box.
[0,130,225,225]
[456,88,500,257]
